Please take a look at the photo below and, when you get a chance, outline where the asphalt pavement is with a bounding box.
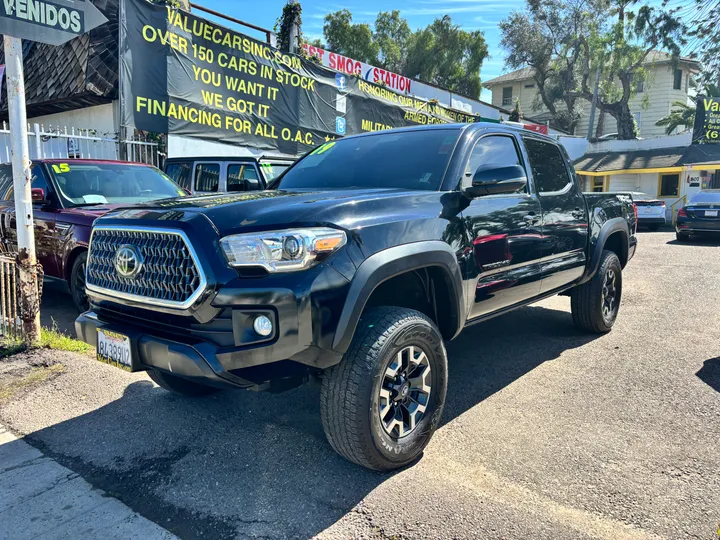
[2,230,719,539]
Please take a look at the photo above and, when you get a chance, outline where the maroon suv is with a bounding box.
[0,159,186,311]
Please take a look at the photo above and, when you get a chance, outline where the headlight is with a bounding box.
[220,228,347,272]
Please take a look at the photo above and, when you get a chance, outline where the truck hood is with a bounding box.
[106,189,439,234]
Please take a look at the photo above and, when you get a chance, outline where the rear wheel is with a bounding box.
[571,250,622,333]
[147,370,221,397]
[70,252,89,313]
[676,231,690,242]
[320,307,448,471]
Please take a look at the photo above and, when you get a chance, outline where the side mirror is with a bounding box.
[465,164,527,197]
[31,188,46,202]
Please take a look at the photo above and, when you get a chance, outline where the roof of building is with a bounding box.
[484,52,700,87]
[0,0,118,119]
[574,144,720,173]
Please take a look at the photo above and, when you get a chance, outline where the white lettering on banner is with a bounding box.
[1,0,83,32]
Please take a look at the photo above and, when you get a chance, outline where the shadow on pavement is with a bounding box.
[40,279,78,335]
[697,357,720,393]
[666,237,720,247]
[19,304,601,539]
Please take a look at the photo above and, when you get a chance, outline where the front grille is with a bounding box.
[86,228,204,307]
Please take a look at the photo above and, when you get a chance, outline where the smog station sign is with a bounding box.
[0,0,107,46]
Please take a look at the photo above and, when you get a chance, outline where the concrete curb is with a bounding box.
[0,424,177,540]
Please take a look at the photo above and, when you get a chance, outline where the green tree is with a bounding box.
[500,0,599,134]
[501,0,687,139]
[685,0,719,87]
[509,99,524,122]
[321,11,488,98]
[405,16,489,98]
[655,84,720,135]
[374,11,411,73]
[323,10,379,64]
[574,0,688,139]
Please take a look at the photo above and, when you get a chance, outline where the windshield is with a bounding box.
[689,190,720,204]
[275,129,460,191]
[50,163,186,207]
[260,162,291,181]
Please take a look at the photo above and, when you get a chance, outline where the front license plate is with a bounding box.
[705,210,718,217]
[97,329,132,371]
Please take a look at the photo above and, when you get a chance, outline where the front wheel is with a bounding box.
[70,252,89,312]
[571,250,622,333]
[320,307,448,471]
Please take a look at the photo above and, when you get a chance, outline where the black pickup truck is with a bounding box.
[76,123,636,471]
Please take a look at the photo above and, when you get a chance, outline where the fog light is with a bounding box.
[253,315,273,337]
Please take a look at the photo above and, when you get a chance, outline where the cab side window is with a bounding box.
[464,135,524,190]
[194,163,220,192]
[165,161,192,190]
[522,138,572,194]
[3,165,51,200]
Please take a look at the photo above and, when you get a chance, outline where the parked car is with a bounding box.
[628,192,666,230]
[76,123,636,471]
[164,156,295,195]
[676,189,720,241]
[0,159,187,311]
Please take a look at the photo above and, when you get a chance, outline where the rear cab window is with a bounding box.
[522,138,573,194]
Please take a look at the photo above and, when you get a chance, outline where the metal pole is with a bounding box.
[4,36,40,345]
[587,65,602,140]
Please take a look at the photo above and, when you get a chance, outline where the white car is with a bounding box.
[630,192,667,230]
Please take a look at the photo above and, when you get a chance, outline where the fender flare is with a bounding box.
[579,217,629,284]
[332,241,466,354]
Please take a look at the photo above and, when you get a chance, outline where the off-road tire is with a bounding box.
[147,369,221,397]
[676,231,690,242]
[70,252,89,313]
[571,250,622,333]
[320,307,448,471]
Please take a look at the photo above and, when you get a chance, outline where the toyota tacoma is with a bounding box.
[76,123,637,471]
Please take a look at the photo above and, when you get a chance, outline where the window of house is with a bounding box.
[502,86,513,106]
[227,164,261,192]
[673,69,682,90]
[635,79,644,93]
[524,83,535,89]
[659,173,680,197]
[523,137,572,193]
[591,176,605,192]
[194,163,220,192]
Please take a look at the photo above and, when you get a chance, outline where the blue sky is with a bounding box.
[197,0,674,102]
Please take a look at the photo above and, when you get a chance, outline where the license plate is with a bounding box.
[97,329,132,371]
[705,210,718,217]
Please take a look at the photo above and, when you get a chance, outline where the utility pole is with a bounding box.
[587,65,602,140]
[4,36,40,344]
[288,0,300,54]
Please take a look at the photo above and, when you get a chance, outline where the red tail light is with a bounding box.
[632,203,638,233]
[677,207,687,218]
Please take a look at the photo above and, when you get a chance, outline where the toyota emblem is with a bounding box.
[114,245,143,279]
